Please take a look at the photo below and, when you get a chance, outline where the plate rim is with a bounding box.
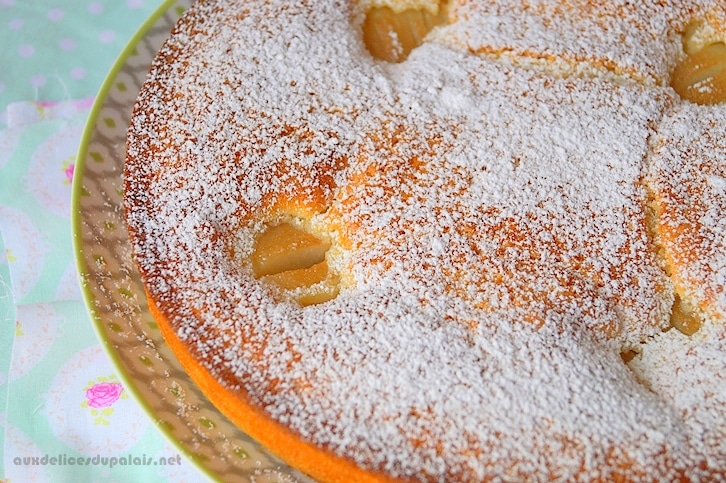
[69,1,222,481]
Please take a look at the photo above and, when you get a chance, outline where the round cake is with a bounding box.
[124,0,726,480]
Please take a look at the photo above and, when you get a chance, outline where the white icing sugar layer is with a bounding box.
[124,0,726,480]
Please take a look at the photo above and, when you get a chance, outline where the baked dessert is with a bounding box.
[124,0,726,480]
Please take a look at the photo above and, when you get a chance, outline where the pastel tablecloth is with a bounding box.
[0,1,207,481]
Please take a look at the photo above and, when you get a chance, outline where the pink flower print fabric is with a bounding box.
[63,160,75,185]
[85,382,123,409]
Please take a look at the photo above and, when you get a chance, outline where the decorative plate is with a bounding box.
[71,1,316,482]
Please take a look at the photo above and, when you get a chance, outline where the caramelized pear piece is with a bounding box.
[363,3,448,62]
[251,222,339,305]
[265,260,340,306]
[671,42,726,105]
[670,294,702,336]
[252,223,330,277]
[265,260,329,289]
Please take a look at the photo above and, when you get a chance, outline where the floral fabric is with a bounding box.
[0,1,206,481]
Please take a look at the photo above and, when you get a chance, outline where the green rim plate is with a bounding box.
[70,1,316,481]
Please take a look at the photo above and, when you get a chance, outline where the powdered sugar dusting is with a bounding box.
[648,102,726,323]
[124,0,726,480]
[435,0,726,86]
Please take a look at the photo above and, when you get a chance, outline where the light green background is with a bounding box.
[1,0,160,113]
[0,1,211,481]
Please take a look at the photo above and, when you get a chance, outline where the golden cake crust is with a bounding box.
[125,0,726,480]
